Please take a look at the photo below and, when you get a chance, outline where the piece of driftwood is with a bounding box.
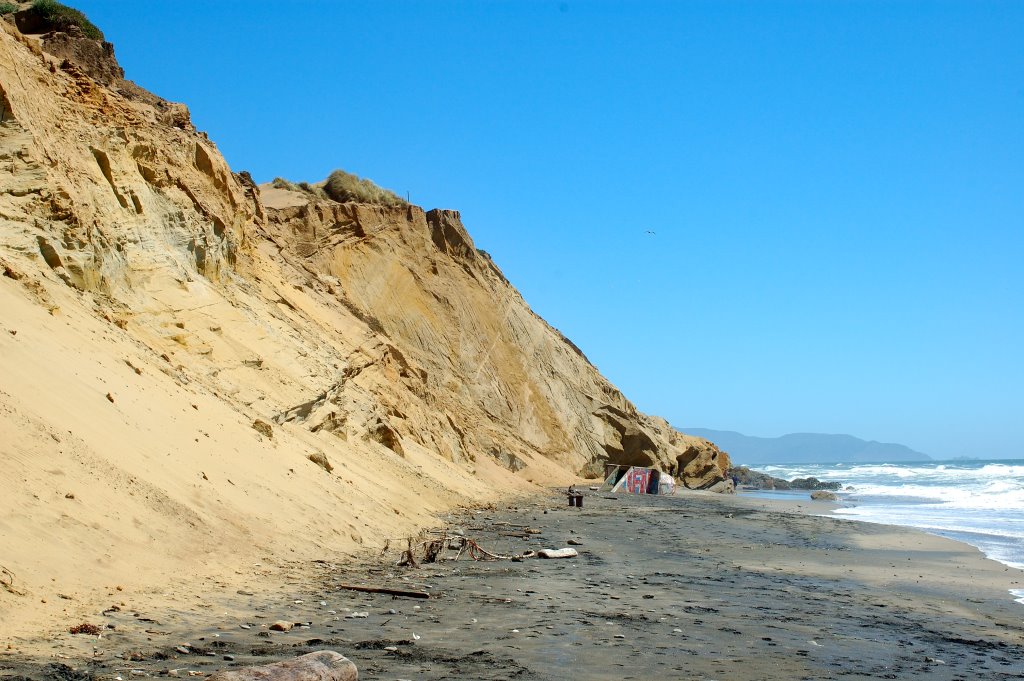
[207,650,357,681]
[396,537,419,568]
[381,531,548,566]
[0,564,25,596]
[337,583,429,599]
[538,548,578,559]
[465,540,510,561]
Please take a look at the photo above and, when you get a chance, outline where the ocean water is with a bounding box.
[744,459,1024,604]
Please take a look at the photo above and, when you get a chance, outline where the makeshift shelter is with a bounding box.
[601,464,675,495]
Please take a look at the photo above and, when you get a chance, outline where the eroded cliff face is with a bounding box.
[258,193,731,485]
[0,18,727,637]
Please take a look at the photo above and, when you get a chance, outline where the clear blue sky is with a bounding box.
[76,1,1023,459]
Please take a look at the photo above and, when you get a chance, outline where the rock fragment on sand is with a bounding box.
[811,491,838,501]
[69,623,101,635]
[538,548,578,559]
[268,621,293,632]
[207,651,356,681]
[251,420,273,438]
[307,452,333,473]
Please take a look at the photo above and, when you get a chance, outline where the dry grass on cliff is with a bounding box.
[271,170,406,208]
[323,169,406,207]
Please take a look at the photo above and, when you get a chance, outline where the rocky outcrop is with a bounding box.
[30,27,123,85]
[728,466,792,490]
[791,477,842,491]
[728,466,842,491]
[648,418,732,489]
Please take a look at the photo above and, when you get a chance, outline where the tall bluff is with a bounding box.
[0,16,728,491]
[0,16,729,629]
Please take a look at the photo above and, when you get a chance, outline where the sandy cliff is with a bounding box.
[0,13,728,639]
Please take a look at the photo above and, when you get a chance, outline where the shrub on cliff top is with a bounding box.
[30,0,104,40]
[270,177,301,192]
[271,171,406,207]
[0,3,19,16]
[322,169,406,207]
[271,177,326,199]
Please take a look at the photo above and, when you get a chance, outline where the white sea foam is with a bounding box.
[761,462,1024,482]
[841,482,1024,511]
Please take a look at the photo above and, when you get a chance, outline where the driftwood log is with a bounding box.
[337,583,429,599]
[207,651,357,681]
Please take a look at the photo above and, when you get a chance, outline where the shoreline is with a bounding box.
[739,485,1024,583]
[2,490,1023,680]
[738,458,1024,578]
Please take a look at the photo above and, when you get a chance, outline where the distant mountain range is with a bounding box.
[683,429,931,464]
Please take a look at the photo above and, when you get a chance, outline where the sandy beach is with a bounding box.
[2,490,1022,681]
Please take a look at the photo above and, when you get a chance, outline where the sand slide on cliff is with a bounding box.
[0,10,727,642]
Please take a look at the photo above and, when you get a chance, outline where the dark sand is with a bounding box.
[3,491,1023,680]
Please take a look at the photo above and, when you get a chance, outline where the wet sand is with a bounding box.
[2,491,1023,680]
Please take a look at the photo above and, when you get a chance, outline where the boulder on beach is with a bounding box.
[704,479,735,494]
[810,491,838,501]
[207,650,356,681]
[791,477,842,491]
